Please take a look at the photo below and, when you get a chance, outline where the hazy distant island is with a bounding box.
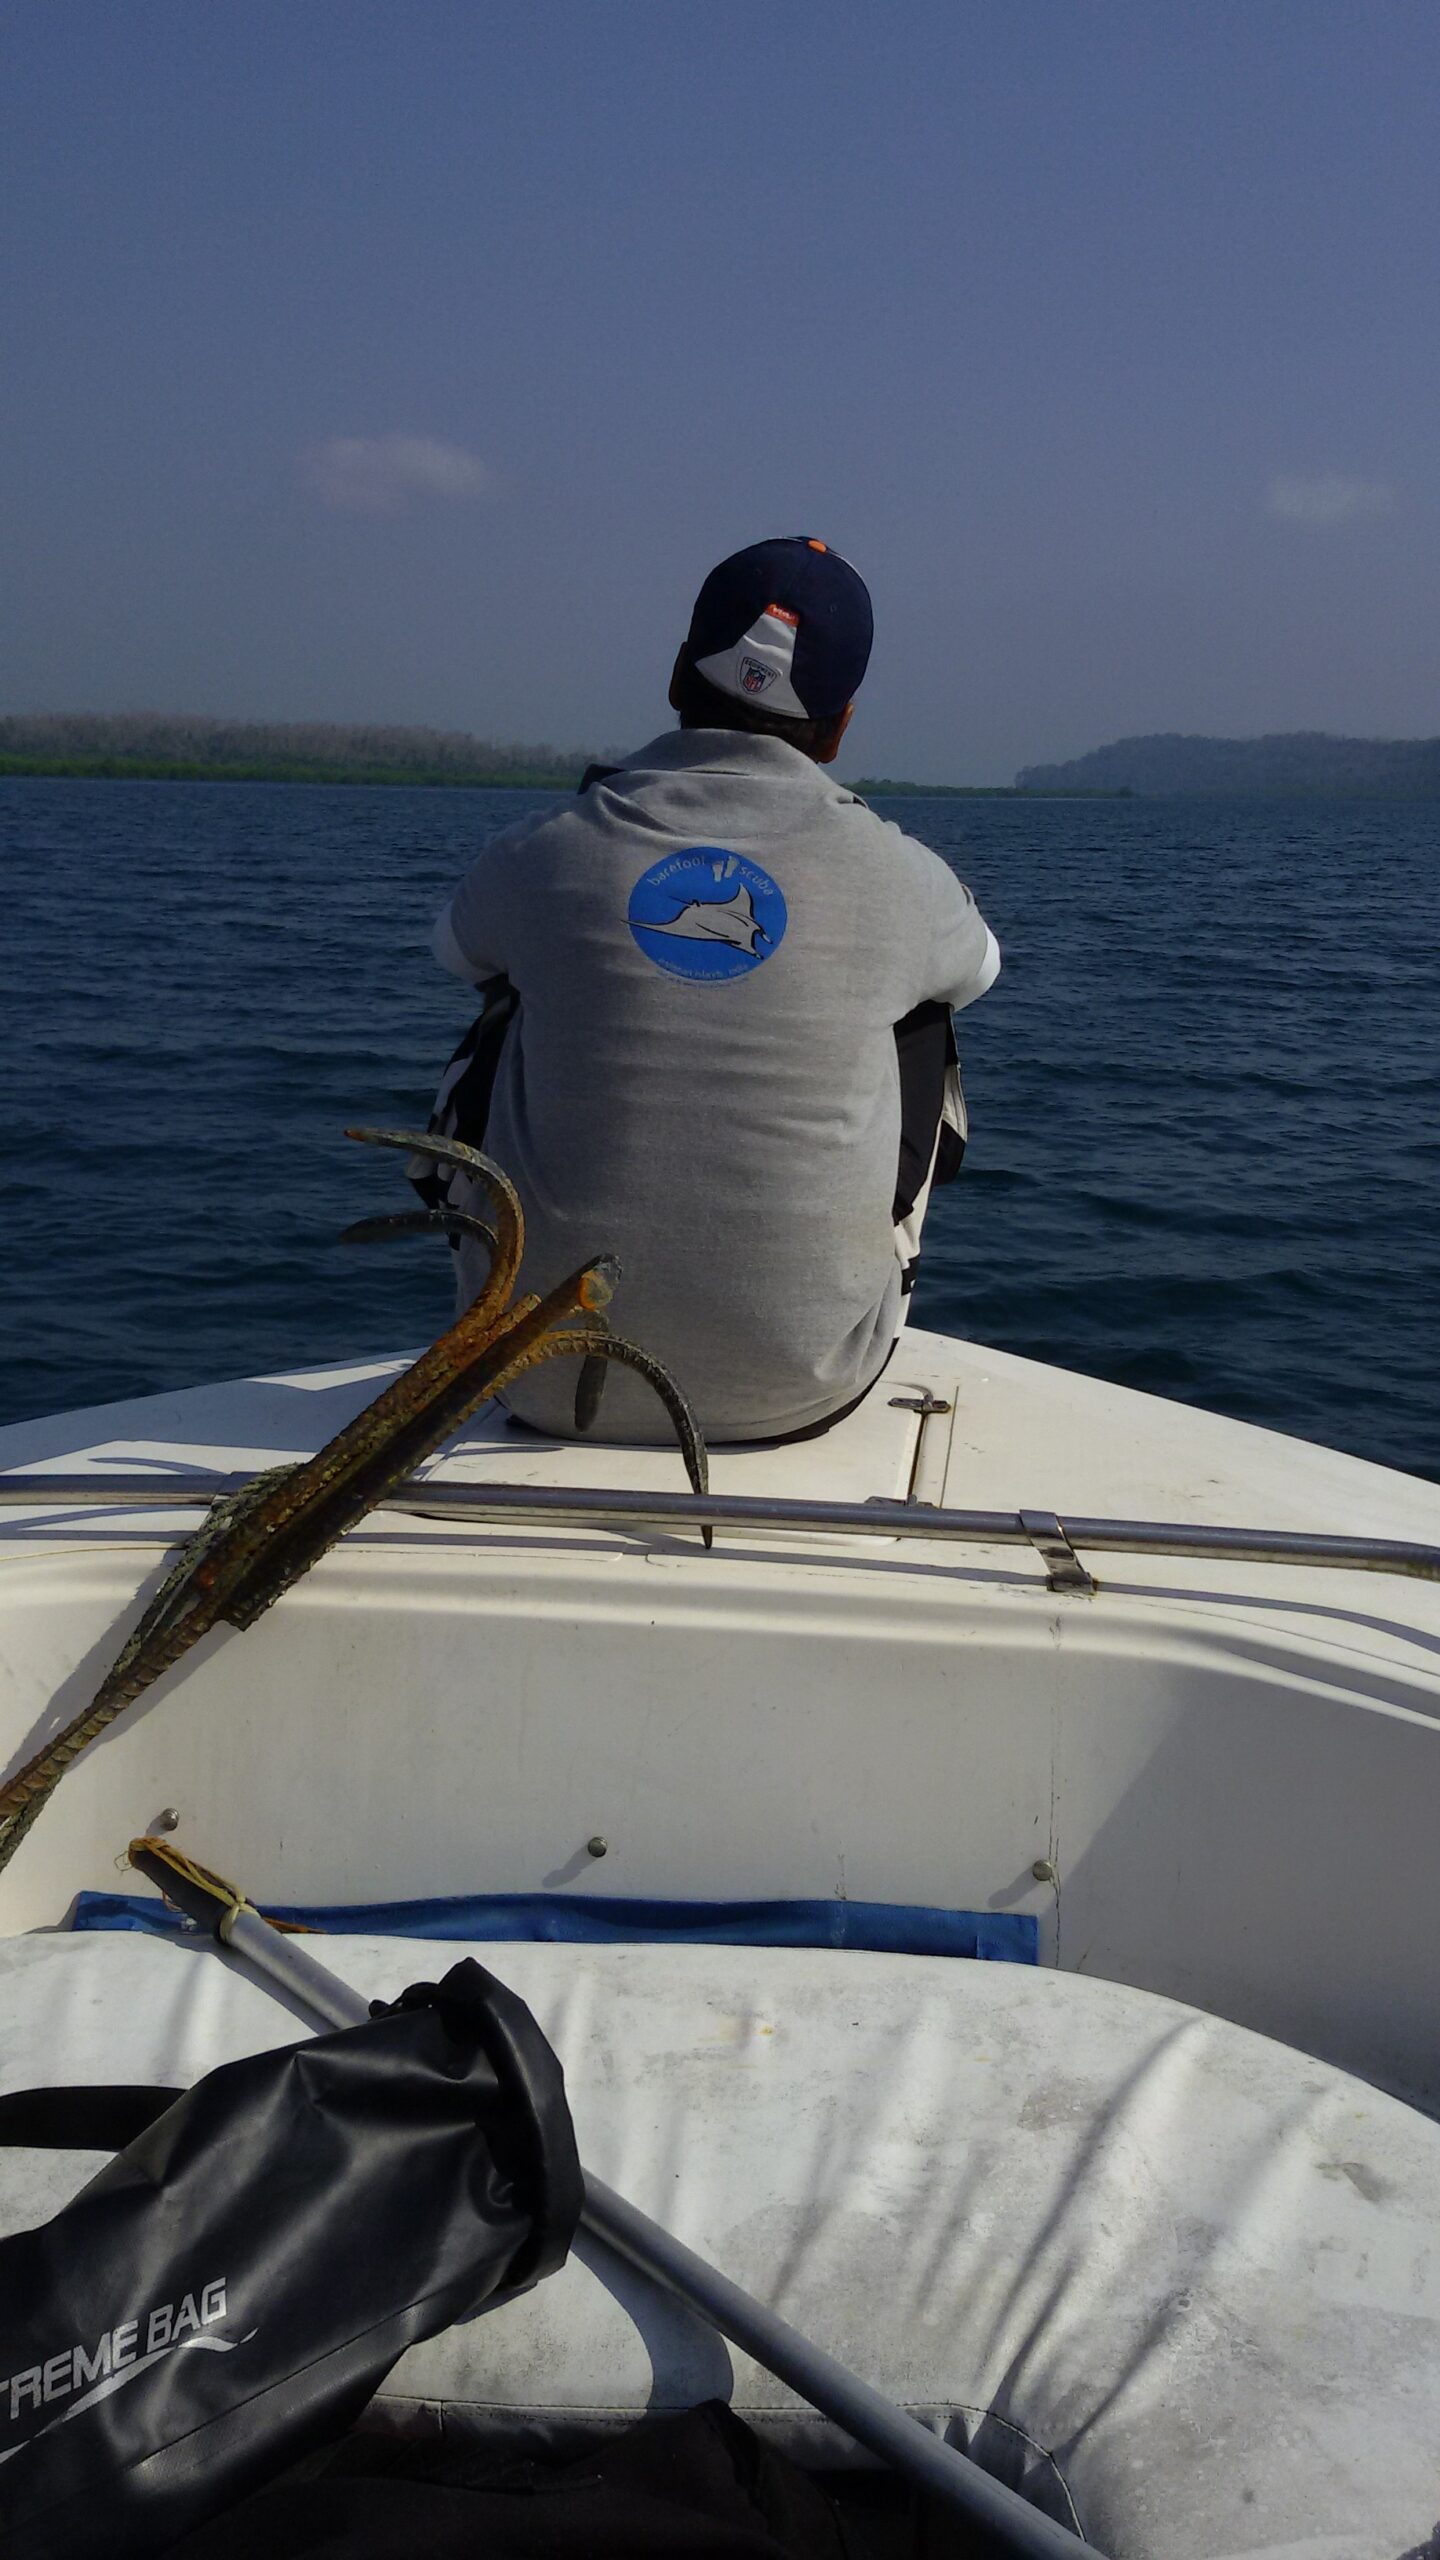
[0,714,605,790]
[1016,732,1440,796]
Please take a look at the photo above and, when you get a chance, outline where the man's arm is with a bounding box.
[925,860,1000,1011]
[887,849,999,1284]
[430,807,554,984]
[431,900,489,981]
[431,850,509,985]
[953,919,1001,1009]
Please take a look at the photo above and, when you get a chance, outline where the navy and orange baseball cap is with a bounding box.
[684,536,873,722]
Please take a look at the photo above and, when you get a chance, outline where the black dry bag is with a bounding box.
[0,1957,582,2560]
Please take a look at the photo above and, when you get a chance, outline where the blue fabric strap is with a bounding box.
[71,1889,1038,1964]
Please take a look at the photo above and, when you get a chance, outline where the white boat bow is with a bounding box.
[1,1326,1438,2555]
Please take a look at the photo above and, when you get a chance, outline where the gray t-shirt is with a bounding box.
[435,727,997,1442]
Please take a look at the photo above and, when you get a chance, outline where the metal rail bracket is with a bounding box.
[1018,1510,1096,1594]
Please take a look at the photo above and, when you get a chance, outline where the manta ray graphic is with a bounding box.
[645,884,764,955]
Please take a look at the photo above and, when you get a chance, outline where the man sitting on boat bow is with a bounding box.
[425,536,999,1444]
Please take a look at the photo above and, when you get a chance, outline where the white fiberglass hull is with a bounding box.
[2,1328,1440,2556]
[0,1325,1437,2100]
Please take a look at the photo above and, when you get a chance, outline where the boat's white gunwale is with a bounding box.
[4,1523,1439,1722]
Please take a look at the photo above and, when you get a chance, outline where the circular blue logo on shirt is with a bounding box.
[627,847,788,982]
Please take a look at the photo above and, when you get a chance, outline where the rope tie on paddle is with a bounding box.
[0,1134,709,1876]
[124,1835,316,1934]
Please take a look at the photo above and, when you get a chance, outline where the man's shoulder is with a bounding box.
[535,734,952,891]
[822,782,953,872]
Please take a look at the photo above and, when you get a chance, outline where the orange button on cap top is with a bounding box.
[807,538,827,552]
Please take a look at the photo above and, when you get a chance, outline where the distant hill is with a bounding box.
[1015,733,1440,796]
[0,713,608,789]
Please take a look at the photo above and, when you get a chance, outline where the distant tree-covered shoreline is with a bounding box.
[0,754,586,789]
[0,714,1126,795]
[0,714,604,791]
[9,714,1437,799]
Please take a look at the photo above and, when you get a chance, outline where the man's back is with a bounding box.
[437,725,995,1442]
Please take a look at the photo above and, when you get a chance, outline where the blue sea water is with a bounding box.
[1,777,1437,1480]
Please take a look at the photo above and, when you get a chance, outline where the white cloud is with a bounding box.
[301,433,490,515]
[1266,472,1396,526]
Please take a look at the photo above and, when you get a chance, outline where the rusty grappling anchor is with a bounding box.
[0,1130,709,1875]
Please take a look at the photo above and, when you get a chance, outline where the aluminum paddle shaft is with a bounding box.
[128,1839,1096,2558]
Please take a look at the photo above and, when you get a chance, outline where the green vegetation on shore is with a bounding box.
[0,714,1131,796]
[6,751,1123,795]
[0,715,600,792]
[0,753,586,789]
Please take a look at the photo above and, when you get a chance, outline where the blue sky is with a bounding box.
[3,0,1437,780]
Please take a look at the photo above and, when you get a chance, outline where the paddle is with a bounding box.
[127,1836,1097,2557]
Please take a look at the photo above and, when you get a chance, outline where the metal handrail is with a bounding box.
[0,1470,1437,1584]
